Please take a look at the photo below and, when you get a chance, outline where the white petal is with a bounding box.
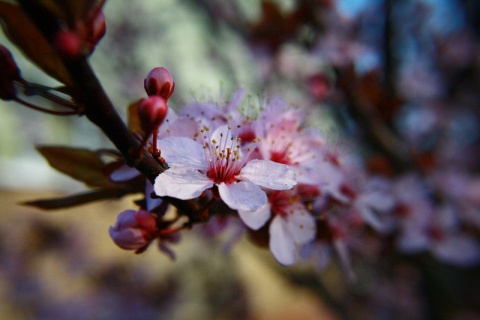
[145,181,162,211]
[269,216,296,265]
[154,167,213,200]
[237,159,296,190]
[211,125,235,146]
[110,164,139,182]
[397,229,429,253]
[157,137,208,170]
[285,205,316,244]
[218,181,267,212]
[433,235,480,267]
[333,239,356,282]
[238,202,271,230]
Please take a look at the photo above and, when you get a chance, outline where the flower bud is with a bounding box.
[0,45,21,101]
[54,30,83,58]
[86,11,106,51]
[144,67,175,100]
[307,73,331,100]
[137,96,168,134]
[109,209,158,253]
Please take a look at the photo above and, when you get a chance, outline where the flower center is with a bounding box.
[268,190,298,218]
[200,125,258,184]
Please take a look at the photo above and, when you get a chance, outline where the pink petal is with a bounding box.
[238,202,271,230]
[237,159,296,190]
[154,167,213,200]
[157,137,208,170]
[269,216,296,265]
[218,181,267,212]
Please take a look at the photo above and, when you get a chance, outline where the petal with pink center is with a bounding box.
[154,167,213,200]
[269,215,296,265]
[238,202,271,230]
[157,137,208,170]
[285,204,316,244]
[218,181,267,212]
[237,159,296,190]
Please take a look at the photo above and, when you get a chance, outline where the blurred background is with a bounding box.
[1,0,480,319]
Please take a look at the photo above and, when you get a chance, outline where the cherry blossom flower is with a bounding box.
[154,124,296,213]
[238,188,316,265]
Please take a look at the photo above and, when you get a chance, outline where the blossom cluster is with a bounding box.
[109,83,480,272]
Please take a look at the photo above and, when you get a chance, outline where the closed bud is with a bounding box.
[144,67,175,100]
[54,30,83,58]
[0,45,21,100]
[307,73,331,100]
[137,96,168,134]
[86,11,106,51]
[109,210,158,253]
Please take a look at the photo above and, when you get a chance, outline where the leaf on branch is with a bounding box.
[127,99,146,138]
[0,2,73,86]
[36,146,118,188]
[22,187,139,210]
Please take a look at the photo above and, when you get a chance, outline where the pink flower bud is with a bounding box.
[308,73,331,100]
[86,11,106,51]
[144,67,175,99]
[0,45,21,100]
[54,30,83,58]
[109,209,158,253]
[137,96,168,134]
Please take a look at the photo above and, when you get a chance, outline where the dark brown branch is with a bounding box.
[17,0,164,184]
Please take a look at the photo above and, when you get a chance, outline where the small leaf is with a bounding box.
[0,2,73,86]
[127,98,145,137]
[37,146,116,188]
[23,187,139,210]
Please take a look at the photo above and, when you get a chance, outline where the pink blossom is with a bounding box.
[154,124,296,212]
[109,210,158,253]
[239,190,316,265]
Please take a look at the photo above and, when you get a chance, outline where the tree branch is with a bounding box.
[17,0,164,184]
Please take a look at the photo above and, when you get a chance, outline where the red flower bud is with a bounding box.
[137,96,168,134]
[0,45,21,100]
[308,73,331,100]
[54,30,83,58]
[109,210,158,253]
[144,67,175,100]
[86,11,106,51]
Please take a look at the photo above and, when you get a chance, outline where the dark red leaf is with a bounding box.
[0,2,73,86]
[36,146,116,188]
